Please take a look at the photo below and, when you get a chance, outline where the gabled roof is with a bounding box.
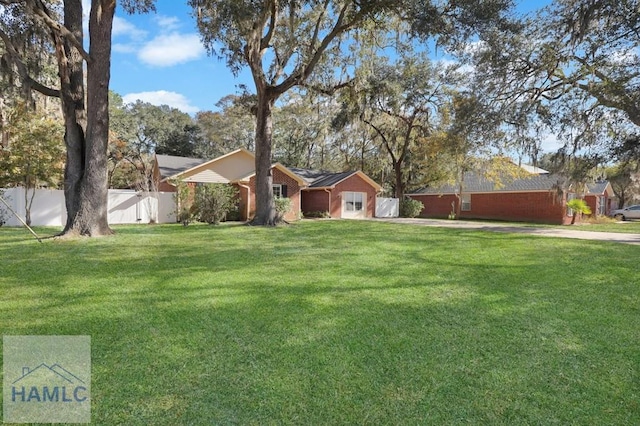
[408,171,568,195]
[158,148,255,182]
[586,181,613,196]
[288,167,382,191]
[155,154,207,179]
[520,164,549,174]
[236,162,308,186]
[155,151,381,191]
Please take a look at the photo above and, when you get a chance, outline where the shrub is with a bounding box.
[400,198,424,218]
[195,184,239,225]
[566,198,591,225]
[172,180,195,226]
[274,197,292,223]
[304,210,330,219]
[225,207,242,221]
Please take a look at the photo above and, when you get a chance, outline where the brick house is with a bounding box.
[154,149,382,221]
[289,168,382,219]
[584,181,614,217]
[406,169,582,225]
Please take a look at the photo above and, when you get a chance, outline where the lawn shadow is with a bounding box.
[1,221,638,424]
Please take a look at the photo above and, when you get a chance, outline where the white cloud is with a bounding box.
[112,16,148,39]
[155,15,181,31]
[122,90,199,114]
[82,0,90,34]
[138,32,205,67]
[113,43,137,54]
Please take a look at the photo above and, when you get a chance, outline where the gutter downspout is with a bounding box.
[375,189,383,218]
[324,188,332,218]
[238,183,251,221]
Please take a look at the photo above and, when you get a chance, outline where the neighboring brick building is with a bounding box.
[585,181,614,217]
[154,149,382,221]
[407,169,587,225]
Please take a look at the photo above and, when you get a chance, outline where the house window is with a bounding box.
[598,196,606,215]
[344,192,364,212]
[272,184,288,198]
[461,194,471,211]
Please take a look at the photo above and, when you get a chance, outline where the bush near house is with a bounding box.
[194,183,239,225]
[303,210,331,218]
[274,197,293,223]
[400,198,424,218]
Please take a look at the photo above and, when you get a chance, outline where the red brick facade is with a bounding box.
[409,191,573,225]
[244,167,302,221]
[154,152,381,221]
[302,190,331,215]
[585,194,612,217]
[301,174,378,218]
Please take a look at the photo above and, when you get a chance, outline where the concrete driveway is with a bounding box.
[373,217,640,245]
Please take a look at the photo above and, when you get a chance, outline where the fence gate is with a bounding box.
[375,197,399,218]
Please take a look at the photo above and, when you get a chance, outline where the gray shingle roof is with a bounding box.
[586,181,609,195]
[409,171,568,194]
[288,167,356,188]
[155,154,207,179]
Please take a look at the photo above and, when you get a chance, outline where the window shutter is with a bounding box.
[282,185,288,198]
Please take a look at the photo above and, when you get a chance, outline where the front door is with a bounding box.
[342,192,366,218]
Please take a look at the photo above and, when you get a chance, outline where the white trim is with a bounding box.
[342,191,366,218]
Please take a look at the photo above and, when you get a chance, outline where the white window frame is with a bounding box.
[344,192,364,212]
[598,196,606,215]
[461,194,471,211]
[272,184,282,198]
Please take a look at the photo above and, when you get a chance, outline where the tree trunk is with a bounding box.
[24,187,31,226]
[251,90,277,225]
[393,160,404,199]
[59,0,113,236]
[58,0,87,235]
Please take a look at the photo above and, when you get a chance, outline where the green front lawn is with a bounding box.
[1,221,638,424]
[573,220,640,233]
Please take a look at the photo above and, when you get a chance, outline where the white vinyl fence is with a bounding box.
[375,197,399,218]
[0,188,176,227]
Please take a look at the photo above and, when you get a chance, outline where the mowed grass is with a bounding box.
[1,220,639,425]
[576,220,640,233]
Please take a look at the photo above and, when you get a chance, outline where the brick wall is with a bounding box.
[409,191,571,224]
[247,167,302,221]
[410,194,457,217]
[158,181,176,192]
[330,174,378,218]
[301,190,330,215]
[584,194,611,216]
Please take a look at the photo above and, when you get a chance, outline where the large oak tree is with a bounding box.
[471,0,639,162]
[0,0,154,236]
[190,0,401,225]
[190,1,516,224]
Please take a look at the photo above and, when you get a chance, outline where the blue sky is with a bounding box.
[108,0,252,114]
[107,1,549,115]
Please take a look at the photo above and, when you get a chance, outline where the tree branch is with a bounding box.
[28,0,91,63]
[0,27,61,98]
[299,79,354,96]
[260,0,278,51]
